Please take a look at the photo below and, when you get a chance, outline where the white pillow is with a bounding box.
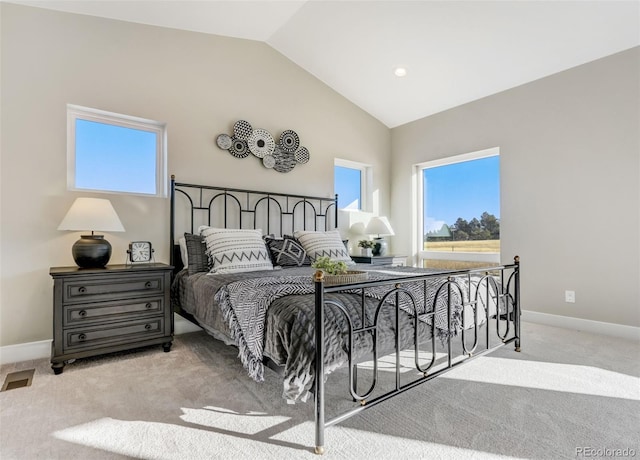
[178,236,188,267]
[199,226,273,274]
[293,230,355,266]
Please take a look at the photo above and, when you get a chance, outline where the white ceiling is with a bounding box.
[8,1,640,128]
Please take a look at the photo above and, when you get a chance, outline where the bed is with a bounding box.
[169,177,521,455]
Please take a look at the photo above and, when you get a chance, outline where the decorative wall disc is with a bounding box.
[216,120,309,172]
[262,154,276,169]
[279,130,300,153]
[233,120,253,140]
[272,145,296,173]
[294,146,310,164]
[228,137,250,158]
[247,128,275,158]
[216,134,232,150]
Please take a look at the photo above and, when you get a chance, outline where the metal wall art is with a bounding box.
[216,119,310,173]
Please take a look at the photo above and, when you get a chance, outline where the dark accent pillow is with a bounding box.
[283,235,313,266]
[264,236,308,267]
[184,233,209,276]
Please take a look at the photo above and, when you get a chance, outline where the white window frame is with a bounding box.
[415,147,501,267]
[67,104,167,197]
[334,158,372,212]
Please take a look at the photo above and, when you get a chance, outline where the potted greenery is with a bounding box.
[311,256,367,285]
[357,239,375,257]
[311,256,348,275]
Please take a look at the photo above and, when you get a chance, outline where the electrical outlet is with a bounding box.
[565,290,576,303]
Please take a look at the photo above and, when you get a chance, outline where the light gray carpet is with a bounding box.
[0,321,638,460]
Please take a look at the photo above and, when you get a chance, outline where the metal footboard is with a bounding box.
[313,256,521,455]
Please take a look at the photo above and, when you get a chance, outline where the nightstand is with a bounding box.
[351,255,407,267]
[50,263,173,374]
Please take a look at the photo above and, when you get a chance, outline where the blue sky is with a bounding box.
[423,156,500,232]
[335,165,361,210]
[75,119,157,194]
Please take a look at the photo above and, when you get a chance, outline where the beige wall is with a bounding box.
[391,47,640,327]
[1,4,637,350]
[0,4,391,346]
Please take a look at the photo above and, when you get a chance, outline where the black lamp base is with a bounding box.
[372,237,388,256]
[72,235,112,268]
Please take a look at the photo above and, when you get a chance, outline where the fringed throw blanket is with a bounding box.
[214,271,465,388]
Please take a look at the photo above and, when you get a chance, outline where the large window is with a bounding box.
[67,105,167,196]
[334,159,370,211]
[418,148,500,269]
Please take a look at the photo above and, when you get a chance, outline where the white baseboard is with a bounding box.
[174,314,203,334]
[522,310,639,341]
[0,340,51,366]
[0,314,203,366]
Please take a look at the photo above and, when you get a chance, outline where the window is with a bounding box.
[334,159,370,210]
[67,105,167,196]
[417,148,500,270]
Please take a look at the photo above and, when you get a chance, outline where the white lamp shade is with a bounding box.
[58,197,125,232]
[365,216,395,237]
[349,222,367,235]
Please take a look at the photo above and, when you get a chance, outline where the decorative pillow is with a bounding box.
[199,226,273,274]
[264,236,308,267]
[293,230,355,266]
[184,233,209,276]
[178,236,188,267]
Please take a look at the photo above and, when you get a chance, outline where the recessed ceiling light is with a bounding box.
[394,67,407,77]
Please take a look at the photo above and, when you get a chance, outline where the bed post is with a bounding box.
[170,175,176,268]
[314,270,326,455]
[334,194,338,229]
[514,255,521,352]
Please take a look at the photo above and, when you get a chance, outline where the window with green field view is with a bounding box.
[421,151,500,270]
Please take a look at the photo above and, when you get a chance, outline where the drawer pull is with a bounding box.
[78,333,86,341]
[78,287,87,294]
[78,310,87,317]
[145,324,152,330]
[145,303,152,309]
[145,282,153,289]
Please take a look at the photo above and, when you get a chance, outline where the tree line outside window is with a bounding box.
[426,211,500,242]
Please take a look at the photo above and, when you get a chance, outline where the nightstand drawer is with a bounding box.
[64,297,164,327]
[63,274,165,303]
[63,318,165,352]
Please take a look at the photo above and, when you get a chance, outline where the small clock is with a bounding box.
[127,241,154,264]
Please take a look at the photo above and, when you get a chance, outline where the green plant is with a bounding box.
[357,239,375,249]
[311,256,348,275]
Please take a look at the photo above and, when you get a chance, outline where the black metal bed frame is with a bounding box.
[170,176,338,269]
[169,176,521,455]
[312,262,520,454]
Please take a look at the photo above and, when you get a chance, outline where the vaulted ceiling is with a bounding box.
[8,1,640,127]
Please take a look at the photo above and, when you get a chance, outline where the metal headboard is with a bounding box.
[169,175,338,268]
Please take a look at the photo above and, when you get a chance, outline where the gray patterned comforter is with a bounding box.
[172,266,466,402]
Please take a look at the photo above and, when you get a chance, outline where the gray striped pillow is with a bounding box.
[293,230,355,266]
[199,227,273,274]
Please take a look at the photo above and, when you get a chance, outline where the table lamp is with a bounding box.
[365,216,395,256]
[58,197,125,268]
